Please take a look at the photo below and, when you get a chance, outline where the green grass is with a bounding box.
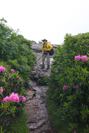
[46,94,69,133]
[4,111,29,133]
[46,91,85,133]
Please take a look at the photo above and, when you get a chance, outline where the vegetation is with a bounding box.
[0,111,29,133]
[37,77,49,85]
[5,111,29,133]
[0,18,36,87]
[1,17,89,133]
[0,18,36,132]
[38,40,42,44]
[47,32,89,133]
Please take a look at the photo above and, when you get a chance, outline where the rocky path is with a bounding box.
[25,80,54,133]
[31,57,54,79]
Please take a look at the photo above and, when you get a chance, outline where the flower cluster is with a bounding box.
[63,85,68,90]
[75,55,88,62]
[0,66,5,72]
[0,86,3,93]
[73,85,78,88]
[3,92,26,103]
[16,76,19,79]
[52,69,55,71]
[20,96,26,102]
[0,96,2,100]
[63,85,79,90]
[74,131,76,133]
[10,69,15,72]
[74,55,81,60]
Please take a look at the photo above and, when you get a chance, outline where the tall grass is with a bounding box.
[4,111,29,133]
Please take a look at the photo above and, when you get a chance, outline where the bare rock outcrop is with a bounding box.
[25,80,54,133]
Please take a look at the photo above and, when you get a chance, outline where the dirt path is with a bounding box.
[25,80,54,133]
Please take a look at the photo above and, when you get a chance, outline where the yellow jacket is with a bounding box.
[42,42,53,54]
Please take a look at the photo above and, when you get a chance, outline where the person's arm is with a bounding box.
[42,44,44,54]
[47,43,53,51]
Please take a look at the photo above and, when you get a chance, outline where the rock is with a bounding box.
[31,71,37,75]
[31,43,59,54]
[34,73,39,78]
[30,44,55,79]
[39,71,50,78]
[31,63,51,79]
[26,91,35,100]
[31,43,60,62]
[25,80,54,133]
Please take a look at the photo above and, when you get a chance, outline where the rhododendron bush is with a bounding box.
[0,18,36,87]
[0,66,26,128]
[47,33,89,132]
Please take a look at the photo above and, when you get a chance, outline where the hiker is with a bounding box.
[41,39,53,70]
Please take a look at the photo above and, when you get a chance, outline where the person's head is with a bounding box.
[42,39,47,43]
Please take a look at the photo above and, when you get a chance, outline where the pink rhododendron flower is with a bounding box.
[0,86,3,93]
[74,55,81,60]
[10,69,15,72]
[74,131,76,133]
[9,92,19,102]
[73,85,79,88]
[16,77,19,79]
[20,96,26,102]
[3,92,20,103]
[0,96,2,100]
[0,66,5,72]
[3,96,9,103]
[52,69,55,71]
[80,55,88,62]
[3,93,26,104]
[63,85,68,90]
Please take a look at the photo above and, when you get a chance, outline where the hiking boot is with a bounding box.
[47,66,50,70]
[41,66,44,69]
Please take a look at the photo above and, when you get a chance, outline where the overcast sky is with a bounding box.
[0,0,89,44]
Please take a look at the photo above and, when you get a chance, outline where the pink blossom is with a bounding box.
[74,131,76,133]
[73,85,79,88]
[9,92,19,102]
[74,55,81,60]
[3,92,19,103]
[3,96,9,103]
[3,93,26,104]
[20,96,26,102]
[0,96,2,100]
[63,85,68,90]
[16,77,19,79]
[52,69,55,71]
[0,86,3,93]
[10,69,15,72]
[80,55,88,62]
[0,66,5,72]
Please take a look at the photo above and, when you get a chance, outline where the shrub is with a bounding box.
[37,77,49,85]
[47,32,89,132]
[0,18,36,87]
[0,65,27,129]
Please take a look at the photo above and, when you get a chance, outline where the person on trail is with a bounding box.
[41,39,53,70]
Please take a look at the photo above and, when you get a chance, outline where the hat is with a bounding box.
[42,39,47,42]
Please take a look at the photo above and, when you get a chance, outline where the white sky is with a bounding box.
[0,0,89,44]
